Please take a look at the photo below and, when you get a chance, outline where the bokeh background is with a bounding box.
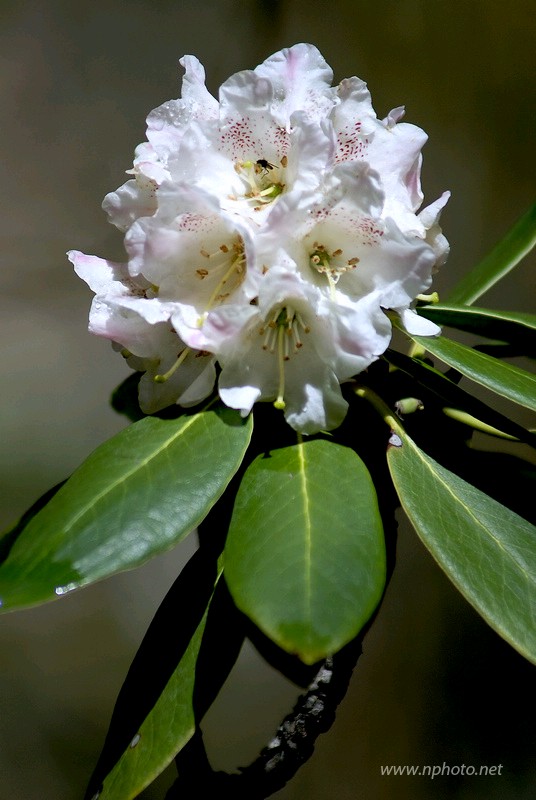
[1,1,535,798]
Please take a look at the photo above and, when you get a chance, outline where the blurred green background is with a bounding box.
[1,1,535,798]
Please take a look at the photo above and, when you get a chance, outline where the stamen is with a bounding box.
[309,242,359,294]
[273,326,286,410]
[296,312,310,333]
[258,305,311,412]
[154,347,191,383]
[291,319,303,349]
[199,238,247,316]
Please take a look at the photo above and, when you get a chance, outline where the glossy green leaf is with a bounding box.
[387,427,536,664]
[0,480,66,565]
[417,304,536,356]
[447,202,536,305]
[384,348,536,446]
[94,557,225,800]
[0,406,252,611]
[224,440,385,665]
[408,333,536,412]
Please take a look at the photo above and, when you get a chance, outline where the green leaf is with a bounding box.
[408,333,536,413]
[0,480,66,565]
[417,304,536,356]
[447,202,536,305]
[0,406,252,612]
[387,427,536,664]
[224,440,385,665]
[93,555,226,800]
[384,348,536,446]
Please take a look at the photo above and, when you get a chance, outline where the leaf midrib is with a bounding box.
[401,435,535,585]
[297,443,312,627]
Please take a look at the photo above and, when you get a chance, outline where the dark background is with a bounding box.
[1,1,535,798]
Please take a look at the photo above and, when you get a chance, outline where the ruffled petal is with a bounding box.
[145,56,218,164]
[253,43,335,126]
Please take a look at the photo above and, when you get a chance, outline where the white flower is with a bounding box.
[71,44,449,432]
[67,251,216,413]
[182,266,391,434]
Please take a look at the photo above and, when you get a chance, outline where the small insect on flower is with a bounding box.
[255,159,276,174]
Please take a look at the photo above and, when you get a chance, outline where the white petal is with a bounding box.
[145,56,218,163]
[284,372,348,434]
[399,308,441,336]
[102,180,158,231]
[68,251,130,295]
[419,191,451,269]
[219,383,262,417]
[253,43,335,126]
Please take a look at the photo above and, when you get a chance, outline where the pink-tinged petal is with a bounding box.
[253,43,335,126]
[68,251,130,295]
[85,298,157,356]
[184,303,259,353]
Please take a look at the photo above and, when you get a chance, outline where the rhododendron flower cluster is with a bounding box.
[69,44,449,433]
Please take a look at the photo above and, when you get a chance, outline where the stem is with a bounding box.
[166,638,365,800]
[407,340,427,359]
[353,384,404,437]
